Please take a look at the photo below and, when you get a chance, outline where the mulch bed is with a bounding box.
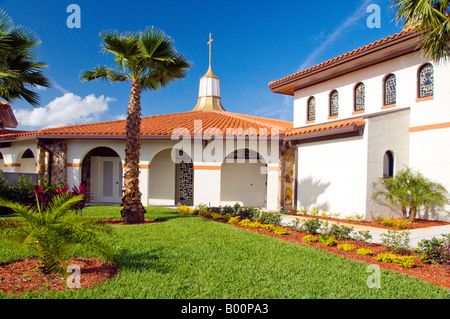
[182,210,450,290]
[0,257,118,296]
[96,218,160,225]
[284,213,450,230]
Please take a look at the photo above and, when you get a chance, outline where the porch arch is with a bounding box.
[220,148,267,208]
[81,147,123,204]
[148,147,193,206]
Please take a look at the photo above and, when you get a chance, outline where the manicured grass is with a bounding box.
[0,206,449,299]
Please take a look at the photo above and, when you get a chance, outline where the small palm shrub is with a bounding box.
[0,194,116,275]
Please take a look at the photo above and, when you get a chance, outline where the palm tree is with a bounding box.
[0,194,115,275]
[81,27,191,224]
[0,10,50,106]
[373,167,449,222]
[392,0,450,62]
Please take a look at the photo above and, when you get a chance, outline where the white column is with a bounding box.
[139,162,150,206]
[193,162,222,207]
[266,163,280,211]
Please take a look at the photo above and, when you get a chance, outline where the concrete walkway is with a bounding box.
[279,214,450,248]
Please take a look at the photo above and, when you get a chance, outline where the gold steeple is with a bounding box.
[192,33,226,112]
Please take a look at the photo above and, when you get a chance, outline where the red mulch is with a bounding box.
[0,257,118,296]
[97,218,160,225]
[285,214,450,230]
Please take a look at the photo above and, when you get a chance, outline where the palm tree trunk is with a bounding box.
[121,79,146,224]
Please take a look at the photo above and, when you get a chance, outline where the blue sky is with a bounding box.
[1,0,404,130]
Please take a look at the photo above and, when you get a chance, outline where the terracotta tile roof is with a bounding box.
[286,118,366,137]
[269,30,415,88]
[0,111,293,139]
[0,102,18,128]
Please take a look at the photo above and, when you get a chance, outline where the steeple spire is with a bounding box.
[192,33,226,112]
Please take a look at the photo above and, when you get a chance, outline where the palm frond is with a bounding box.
[81,65,129,83]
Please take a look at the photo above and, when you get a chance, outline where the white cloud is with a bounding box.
[14,93,115,129]
[299,0,373,71]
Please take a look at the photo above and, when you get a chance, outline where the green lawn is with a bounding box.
[0,206,449,299]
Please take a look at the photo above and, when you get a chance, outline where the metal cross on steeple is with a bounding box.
[207,32,213,68]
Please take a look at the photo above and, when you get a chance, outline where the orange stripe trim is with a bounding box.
[66,163,82,167]
[139,164,150,169]
[3,163,20,167]
[193,165,222,170]
[267,166,279,171]
[410,122,450,133]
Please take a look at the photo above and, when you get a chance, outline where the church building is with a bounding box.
[1,30,449,222]
[269,29,450,221]
[0,35,292,212]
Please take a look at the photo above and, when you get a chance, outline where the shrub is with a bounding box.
[337,243,356,251]
[300,218,323,234]
[352,230,373,243]
[318,234,337,247]
[222,213,232,222]
[356,248,374,256]
[394,256,416,268]
[238,219,252,227]
[256,211,281,225]
[381,218,396,227]
[287,218,303,231]
[261,224,276,232]
[326,223,354,240]
[375,253,398,263]
[380,229,411,254]
[248,221,262,229]
[302,234,317,242]
[0,174,35,215]
[274,226,287,236]
[211,213,223,220]
[0,194,115,275]
[395,219,410,229]
[418,234,450,264]
[228,216,240,224]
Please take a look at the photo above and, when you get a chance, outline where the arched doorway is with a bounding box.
[81,147,123,204]
[148,148,193,206]
[221,148,267,207]
[18,148,36,173]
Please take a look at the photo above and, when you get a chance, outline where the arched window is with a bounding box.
[307,97,316,121]
[329,90,339,117]
[384,74,396,105]
[418,63,434,98]
[383,151,394,178]
[354,82,365,111]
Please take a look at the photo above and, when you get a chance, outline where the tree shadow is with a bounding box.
[116,248,173,274]
[297,176,331,211]
[146,206,197,222]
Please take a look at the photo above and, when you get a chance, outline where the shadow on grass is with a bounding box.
[146,207,197,222]
[116,248,172,274]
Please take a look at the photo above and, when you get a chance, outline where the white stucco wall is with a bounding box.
[293,52,447,128]
[365,109,410,220]
[220,162,267,208]
[409,127,450,222]
[296,134,368,217]
[148,148,176,206]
